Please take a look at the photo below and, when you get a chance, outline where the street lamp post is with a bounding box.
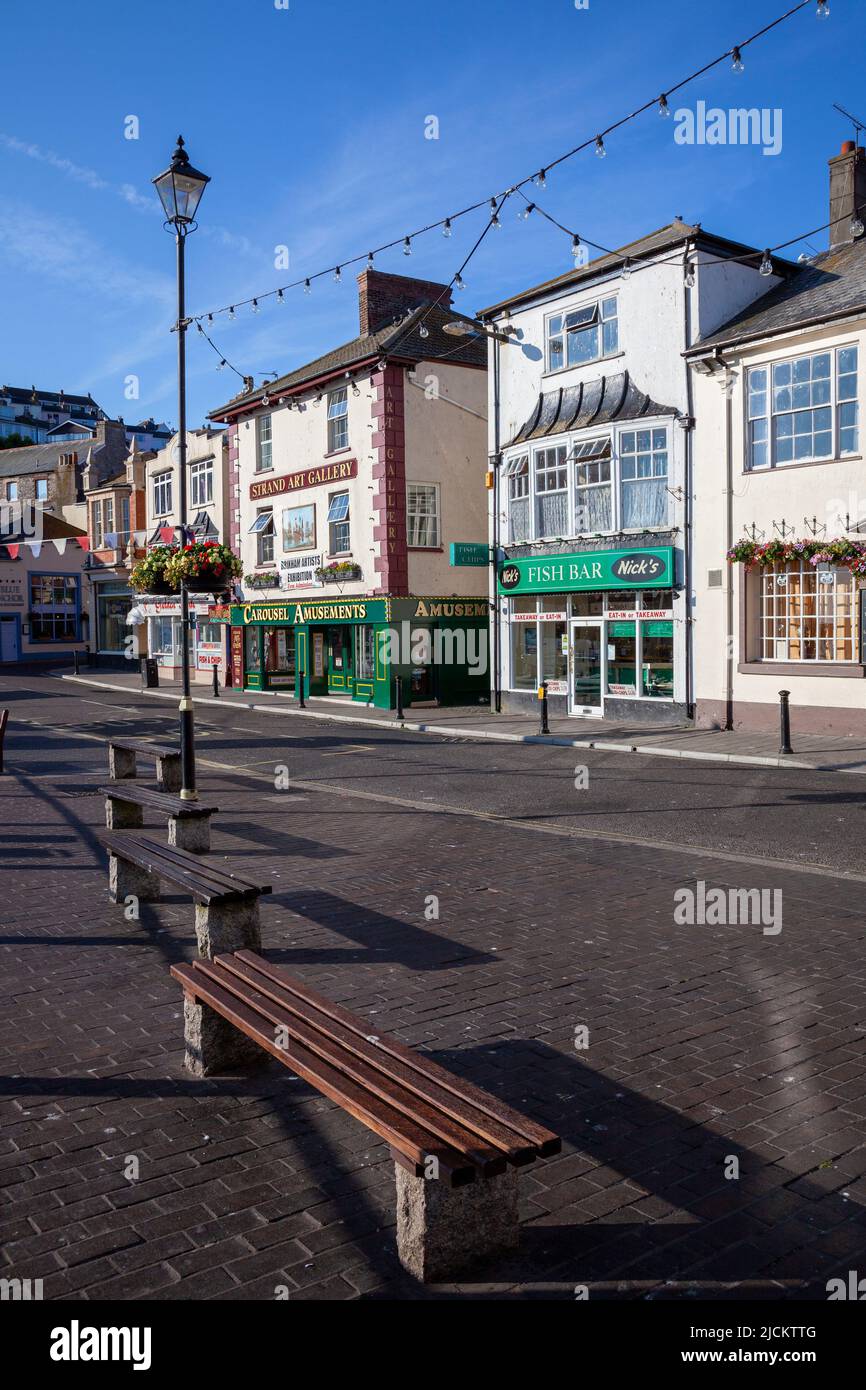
[153,136,210,801]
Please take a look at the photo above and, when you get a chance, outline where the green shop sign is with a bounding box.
[498,546,674,595]
[450,541,489,567]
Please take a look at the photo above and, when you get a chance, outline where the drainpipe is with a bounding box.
[724,364,735,731]
[491,334,502,713]
[682,245,696,722]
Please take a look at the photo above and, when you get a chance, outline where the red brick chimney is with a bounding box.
[829,140,866,248]
[357,269,453,336]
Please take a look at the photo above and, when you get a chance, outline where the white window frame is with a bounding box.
[327,491,351,554]
[153,471,173,517]
[255,414,273,473]
[35,477,49,500]
[250,508,275,566]
[545,296,619,373]
[758,562,856,663]
[504,453,530,543]
[91,498,103,549]
[6,481,18,501]
[327,387,349,453]
[747,346,859,470]
[406,482,440,548]
[618,428,670,530]
[190,458,214,508]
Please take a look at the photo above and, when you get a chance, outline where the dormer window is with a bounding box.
[547,296,618,371]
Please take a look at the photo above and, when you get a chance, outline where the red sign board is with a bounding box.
[250,457,357,501]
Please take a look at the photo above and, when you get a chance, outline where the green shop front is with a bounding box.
[227,595,490,709]
[498,544,685,725]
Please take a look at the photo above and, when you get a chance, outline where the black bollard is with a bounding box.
[778,689,793,755]
[394,674,404,721]
[538,680,550,735]
[297,661,305,709]
[73,650,80,676]
[212,665,220,698]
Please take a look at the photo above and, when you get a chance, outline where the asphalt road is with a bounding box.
[1,668,864,879]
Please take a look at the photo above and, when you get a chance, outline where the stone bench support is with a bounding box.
[108,745,137,780]
[183,901,263,1075]
[108,852,160,905]
[395,1162,519,1282]
[169,815,211,854]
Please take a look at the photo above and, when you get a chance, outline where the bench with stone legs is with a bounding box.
[170,949,561,1281]
[99,784,218,853]
[108,738,181,794]
[97,831,271,959]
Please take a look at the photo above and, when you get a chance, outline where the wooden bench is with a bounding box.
[98,832,271,959]
[170,949,561,1281]
[99,784,218,853]
[0,709,7,776]
[108,738,181,794]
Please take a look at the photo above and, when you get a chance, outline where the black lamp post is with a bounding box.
[153,136,210,801]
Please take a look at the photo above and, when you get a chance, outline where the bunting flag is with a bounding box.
[134,530,147,546]
[76,535,90,551]
[53,538,68,556]
[5,544,19,560]
[104,532,118,549]
[26,540,42,558]
[159,526,175,544]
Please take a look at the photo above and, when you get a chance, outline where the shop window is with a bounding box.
[406,483,440,548]
[571,592,604,617]
[249,509,275,565]
[256,414,272,472]
[327,387,349,452]
[244,626,261,673]
[534,446,568,538]
[642,622,674,696]
[504,454,529,542]
[355,624,376,679]
[29,574,78,643]
[151,617,176,658]
[153,471,173,516]
[328,492,350,553]
[540,619,567,685]
[264,626,294,677]
[759,563,854,661]
[607,621,637,696]
[96,588,132,653]
[510,596,537,690]
[619,429,669,527]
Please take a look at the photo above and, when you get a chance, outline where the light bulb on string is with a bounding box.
[334,265,342,284]
[419,323,429,339]
[572,234,582,268]
[851,212,865,238]
[622,258,632,280]
[403,237,412,256]
[595,135,606,158]
[759,249,773,276]
[490,198,502,229]
[454,272,466,292]
[519,202,536,221]
[367,252,375,269]
[207,313,213,324]
[228,306,236,321]
[684,260,696,289]
[817,0,830,17]
[658,94,671,118]
[304,279,312,294]
[276,289,285,305]
[251,299,260,314]
[443,218,452,238]
[731,46,744,72]
[533,169,547,189]
[217,360,226,372]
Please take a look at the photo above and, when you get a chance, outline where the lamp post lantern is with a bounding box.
[153,136,210,801]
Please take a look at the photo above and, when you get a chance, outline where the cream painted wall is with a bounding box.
[692,316,866,716]
[146,430,230,544]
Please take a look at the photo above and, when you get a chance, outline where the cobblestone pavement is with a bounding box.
[2,687,866,1301]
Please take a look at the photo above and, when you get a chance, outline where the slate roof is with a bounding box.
[506,370,678,448]
[690,237,866,353]
[0,441,86,478]
[209,304,486,420]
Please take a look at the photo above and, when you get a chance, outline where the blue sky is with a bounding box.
[1,0,864,429]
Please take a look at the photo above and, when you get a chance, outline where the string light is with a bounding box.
[851,211,865,238]
[684,257,696,288]
[251,299,260,314]
[490,198,502,228]
[419,323,429,339]
[403,236,412,256]
[817,0,830,16]
[228,306,236,320]
[189,0,821,333]
[622,257,632,279]
[760,249,774,276]
[276,289,285,305]
[334,265,342,283]
[454,272,466,291]
[519,202,536,221]
[572,233,582,267]
[367,251,375,268]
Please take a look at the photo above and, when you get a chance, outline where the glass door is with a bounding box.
[569,621,604,717]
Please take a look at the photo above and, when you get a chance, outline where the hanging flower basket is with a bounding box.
[317,561,362,583]
[727,537,866,574]
[244,572,280,590]
[130,541,242,594]
[130,546,176,594]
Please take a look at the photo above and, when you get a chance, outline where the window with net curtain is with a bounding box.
[503,454,529,542]
[572,438,612,532]
[534,445,569,538]
[620,429,669,528]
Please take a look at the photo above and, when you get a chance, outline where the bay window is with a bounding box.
[620,429,669,528]
[748,347,858,469]
[572,438,612,533]
[759,562,855,662]
[504,454,529,542]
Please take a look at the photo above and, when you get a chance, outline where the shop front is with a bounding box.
[129,593,226,684]
[226,595,490,709]
[499,545,685,724]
